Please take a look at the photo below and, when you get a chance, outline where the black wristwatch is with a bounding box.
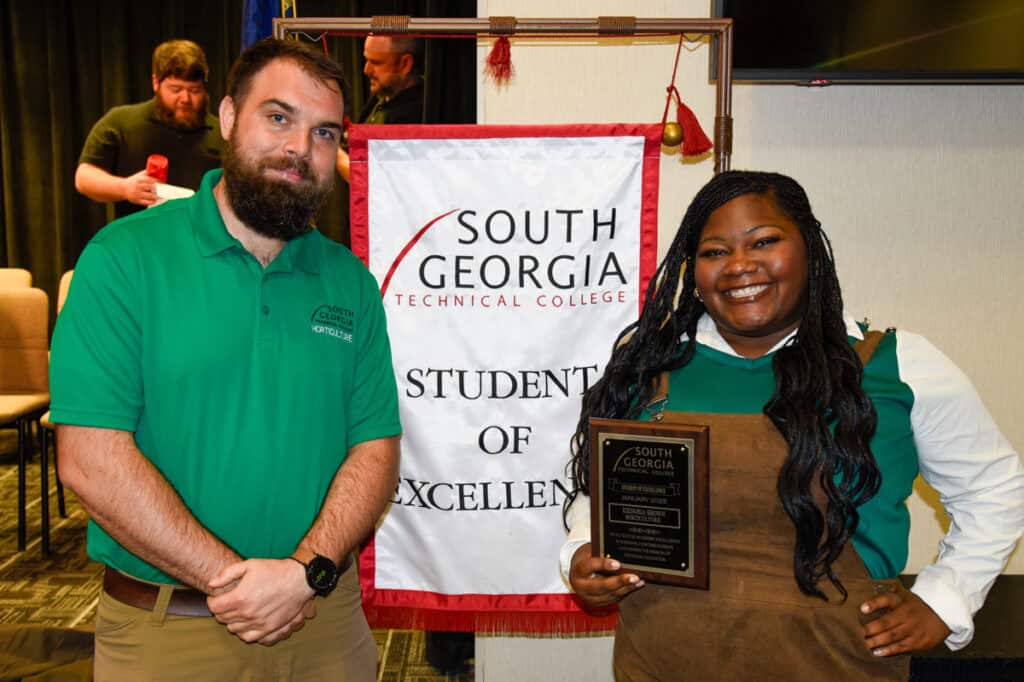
[291,551,339,597]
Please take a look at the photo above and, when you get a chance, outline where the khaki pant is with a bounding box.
[93,565,376,682]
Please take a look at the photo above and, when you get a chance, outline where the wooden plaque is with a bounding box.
[589,417,709,588]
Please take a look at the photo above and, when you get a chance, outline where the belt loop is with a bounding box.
[150,585,174,625]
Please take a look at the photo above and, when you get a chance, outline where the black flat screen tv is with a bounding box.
[713,0,1024,84]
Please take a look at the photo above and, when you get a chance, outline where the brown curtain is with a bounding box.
[0,0,476,324]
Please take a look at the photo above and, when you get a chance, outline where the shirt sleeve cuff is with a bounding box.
[48,407,139,433]
[347,424,402,450]
[558,495,592,587]
[559,539,589,588]
[910,570,975,650]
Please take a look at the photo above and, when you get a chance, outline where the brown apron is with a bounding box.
[613,334,909,681]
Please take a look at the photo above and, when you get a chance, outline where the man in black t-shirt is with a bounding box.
[76,40,223,219]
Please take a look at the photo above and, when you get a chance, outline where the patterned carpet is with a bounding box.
[0,429,472,681]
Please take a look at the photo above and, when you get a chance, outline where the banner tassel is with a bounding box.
[485,35,513,85]
[659,34,713,157]
[676,99,713,157]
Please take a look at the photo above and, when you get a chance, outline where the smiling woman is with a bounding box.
[694,192,808,357]
[560,170,1023,680]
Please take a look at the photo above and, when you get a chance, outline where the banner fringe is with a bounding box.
[364,605,618,635]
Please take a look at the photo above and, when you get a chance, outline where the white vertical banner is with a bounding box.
[350,124,660,632]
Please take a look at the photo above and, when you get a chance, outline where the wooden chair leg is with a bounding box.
[40,423,51,556]
[17,419,27,551]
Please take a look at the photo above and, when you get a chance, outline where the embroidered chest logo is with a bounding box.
[311,304,354,342]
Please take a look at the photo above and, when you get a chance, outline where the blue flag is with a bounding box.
[241,0,297,50]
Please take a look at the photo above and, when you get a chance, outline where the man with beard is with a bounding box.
[335,36,425,181]
[50,38,401,680]
[75,39,223,219]
[359,35,425,126]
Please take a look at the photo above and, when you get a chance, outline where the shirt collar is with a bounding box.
[190,170,235,256]
[383,77,425,103]
[188,169,322,274]
[690,313,864,358]
[271,229,323,275]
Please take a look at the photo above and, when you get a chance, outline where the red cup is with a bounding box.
[146,154,168,183]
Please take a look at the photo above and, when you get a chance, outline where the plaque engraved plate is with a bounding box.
[589,417,709,588]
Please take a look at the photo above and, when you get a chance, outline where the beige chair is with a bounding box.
[38,270,73,554]
[0,287,50,551]
[0,268,32,288]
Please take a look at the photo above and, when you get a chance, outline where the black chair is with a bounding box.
[38,413,68,555]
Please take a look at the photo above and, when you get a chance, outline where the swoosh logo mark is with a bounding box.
[380,209,458,296]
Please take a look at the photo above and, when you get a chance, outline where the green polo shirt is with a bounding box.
[650,333,919,580]
[50,169,401,584]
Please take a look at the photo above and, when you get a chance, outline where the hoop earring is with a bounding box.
[694,288,703,302]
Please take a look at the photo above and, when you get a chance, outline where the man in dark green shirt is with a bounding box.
[75,39,223,219]
[358,35,425,125]
[334,36,425,181]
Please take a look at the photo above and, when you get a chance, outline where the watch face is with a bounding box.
[308,556,338,592]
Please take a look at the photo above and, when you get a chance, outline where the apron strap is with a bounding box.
[650,372,670,404]
[853,330,887,367]
[645,372,671,420]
